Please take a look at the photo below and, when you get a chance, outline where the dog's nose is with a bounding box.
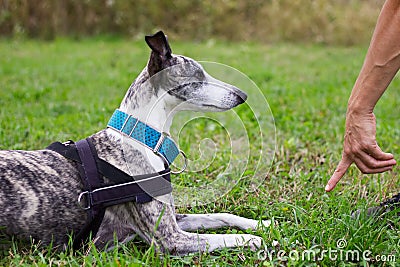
[234,87,247,103]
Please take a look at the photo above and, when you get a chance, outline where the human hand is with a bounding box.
[325,111,396,192]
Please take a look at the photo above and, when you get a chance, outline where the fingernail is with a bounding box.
[325,184,331,191]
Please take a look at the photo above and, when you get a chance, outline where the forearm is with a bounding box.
[348,0,400,114]
[326,0,399,192]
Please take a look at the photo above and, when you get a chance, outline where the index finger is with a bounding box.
[325,156,352,192]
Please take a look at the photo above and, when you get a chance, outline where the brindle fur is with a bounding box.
[0,31,268,255]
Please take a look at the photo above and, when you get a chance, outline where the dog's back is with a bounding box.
[0,150,86,246]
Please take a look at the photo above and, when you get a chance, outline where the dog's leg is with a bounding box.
[176,213,271,232]
[94,195,263,255]
[141,197,264,255]
[194,233,263,253]
[155,228,263,255]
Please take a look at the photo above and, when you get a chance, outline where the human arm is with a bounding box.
[325,0,400,192]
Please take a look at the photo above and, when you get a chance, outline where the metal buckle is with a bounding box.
[62,140,74,146]
[120,114,131,132]
[171,150,188,174]
[128,119,140,137]
[77,191,91,210]
[153,132,167,153]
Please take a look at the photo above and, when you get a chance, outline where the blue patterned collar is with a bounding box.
[107,109,180,165]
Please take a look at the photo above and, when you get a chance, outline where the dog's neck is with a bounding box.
[119,69,175,134]
[118,98,172,134]
[107,69,177,171]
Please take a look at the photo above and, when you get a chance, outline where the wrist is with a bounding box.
[347,99,374,116]
[347,83,377,115]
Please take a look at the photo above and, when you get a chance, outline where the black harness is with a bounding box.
[47,137,172,249]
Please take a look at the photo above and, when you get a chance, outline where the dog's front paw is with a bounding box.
[259,219,271,228]
[246,235,263,251]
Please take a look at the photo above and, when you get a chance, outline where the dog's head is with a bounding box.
[145,31,247,112]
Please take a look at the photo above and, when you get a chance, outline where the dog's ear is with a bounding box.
[145,31,172,57]
[145,31,173,76]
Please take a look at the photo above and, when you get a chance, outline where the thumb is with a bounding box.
[325,157,352,192]
[368,143,395,161]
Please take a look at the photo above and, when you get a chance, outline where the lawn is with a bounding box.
[0,37,399,266]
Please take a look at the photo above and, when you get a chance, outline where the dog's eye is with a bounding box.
[194,70,205,80]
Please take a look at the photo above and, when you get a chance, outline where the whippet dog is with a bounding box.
[0,31,269,255]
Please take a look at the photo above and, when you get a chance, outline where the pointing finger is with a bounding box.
[325,156,352,192]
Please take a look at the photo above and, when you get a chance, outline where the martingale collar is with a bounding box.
[107,109,180,165]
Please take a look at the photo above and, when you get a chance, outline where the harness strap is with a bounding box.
[73,139,105,250]
[46,138,173,250]
[46,141,170,184]
[87,168,171,206]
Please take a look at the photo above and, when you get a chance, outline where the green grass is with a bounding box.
[0,37,399,266]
